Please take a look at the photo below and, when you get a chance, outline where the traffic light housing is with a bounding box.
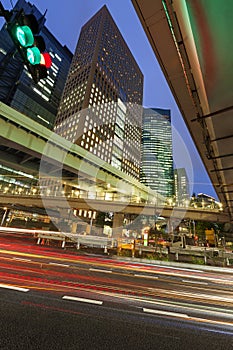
[5,8,52,83]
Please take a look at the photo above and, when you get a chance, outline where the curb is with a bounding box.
[113,255,233,274]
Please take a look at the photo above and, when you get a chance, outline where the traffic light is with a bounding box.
[4,7,52,83]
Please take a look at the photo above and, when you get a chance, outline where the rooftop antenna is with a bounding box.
[37,9,47,30]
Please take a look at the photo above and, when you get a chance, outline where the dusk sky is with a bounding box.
[1,0,218,199]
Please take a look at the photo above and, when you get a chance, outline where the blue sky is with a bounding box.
[1,0,218,198]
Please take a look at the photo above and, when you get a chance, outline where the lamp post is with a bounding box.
[1,207,8,226]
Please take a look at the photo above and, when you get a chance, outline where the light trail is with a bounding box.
[1,246,233,288]
[182,280,208,285]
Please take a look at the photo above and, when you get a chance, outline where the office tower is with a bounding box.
[54,5,143,180]
[174,168,190,206]
[0,0,72,129]
[140,108,174,198]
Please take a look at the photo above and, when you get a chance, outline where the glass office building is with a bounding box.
[174,168,190,206]
[140,108,174,198]
[54,5,143,180]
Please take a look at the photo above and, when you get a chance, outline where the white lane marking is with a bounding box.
[143,308,189,318]
[161,266,203,273]
[140,299,233,319]
[62,295,103,305]
[12,257,32,262]
[143,307,233,328]
[182,280,208,285]
[49,262,70,267]
[89,268,112,274]
[134,274,158,279]
[138,263,204,273]
[147,287,233,303]
[0,283,29,292]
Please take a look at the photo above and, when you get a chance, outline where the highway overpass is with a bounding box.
[0,102,163,205]
[0,102,230,226]
[132,0,233,222]
[0,193,228,223]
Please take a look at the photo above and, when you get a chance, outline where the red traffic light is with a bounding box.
[40,52,52,68]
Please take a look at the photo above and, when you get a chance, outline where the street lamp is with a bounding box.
[1,207,8,226]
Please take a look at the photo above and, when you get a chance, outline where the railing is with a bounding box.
[34,230,118,251]
[0,190,223,212]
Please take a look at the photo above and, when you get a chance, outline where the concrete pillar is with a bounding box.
[59,208,71,219]
[71,222,78,234]
[112,213,124,238]
[58,208,78,233]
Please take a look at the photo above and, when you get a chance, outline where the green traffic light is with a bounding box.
[16,25,34,47]
[26,47,41,65]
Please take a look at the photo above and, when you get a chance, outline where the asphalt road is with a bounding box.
[0,288,233,350]
[0,230,233,349]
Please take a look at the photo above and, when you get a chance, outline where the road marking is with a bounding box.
[49,262,70,267]
[62,295,103,305]
[143,308,189,318]
[89,268,112,274]
[140,263,204,273]
[12,257,31,262]
[182,279,208,285]
[134,274,158,279]
[0,283,29,292]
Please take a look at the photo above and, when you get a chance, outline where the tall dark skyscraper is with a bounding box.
[54,5,143,180]
[140,108,174,198]
[0,0,72,129]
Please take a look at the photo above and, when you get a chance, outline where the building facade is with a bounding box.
[54,5,143,180]
[174,168,190,206]
[0,0,72,129]
[140,108,174,198]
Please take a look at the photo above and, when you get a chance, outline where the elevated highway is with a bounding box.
[0,102,230,225]
[0,193,228,223]
[132,0,233,222]
[0,102,162,204]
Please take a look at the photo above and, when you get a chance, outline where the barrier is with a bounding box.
[35,230,117,251]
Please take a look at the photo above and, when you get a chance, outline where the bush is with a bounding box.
[191,257,205,265]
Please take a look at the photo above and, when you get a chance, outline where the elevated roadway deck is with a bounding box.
[0,193,228,223]
[0,102,162,204]
[132,0,233,222]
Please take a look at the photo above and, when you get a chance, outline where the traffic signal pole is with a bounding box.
[0,2,11,21]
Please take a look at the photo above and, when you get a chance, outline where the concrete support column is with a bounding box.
[112,213,124,238]
[58,208,75,232]
[71,222,78,234]
[59,208,71,220]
